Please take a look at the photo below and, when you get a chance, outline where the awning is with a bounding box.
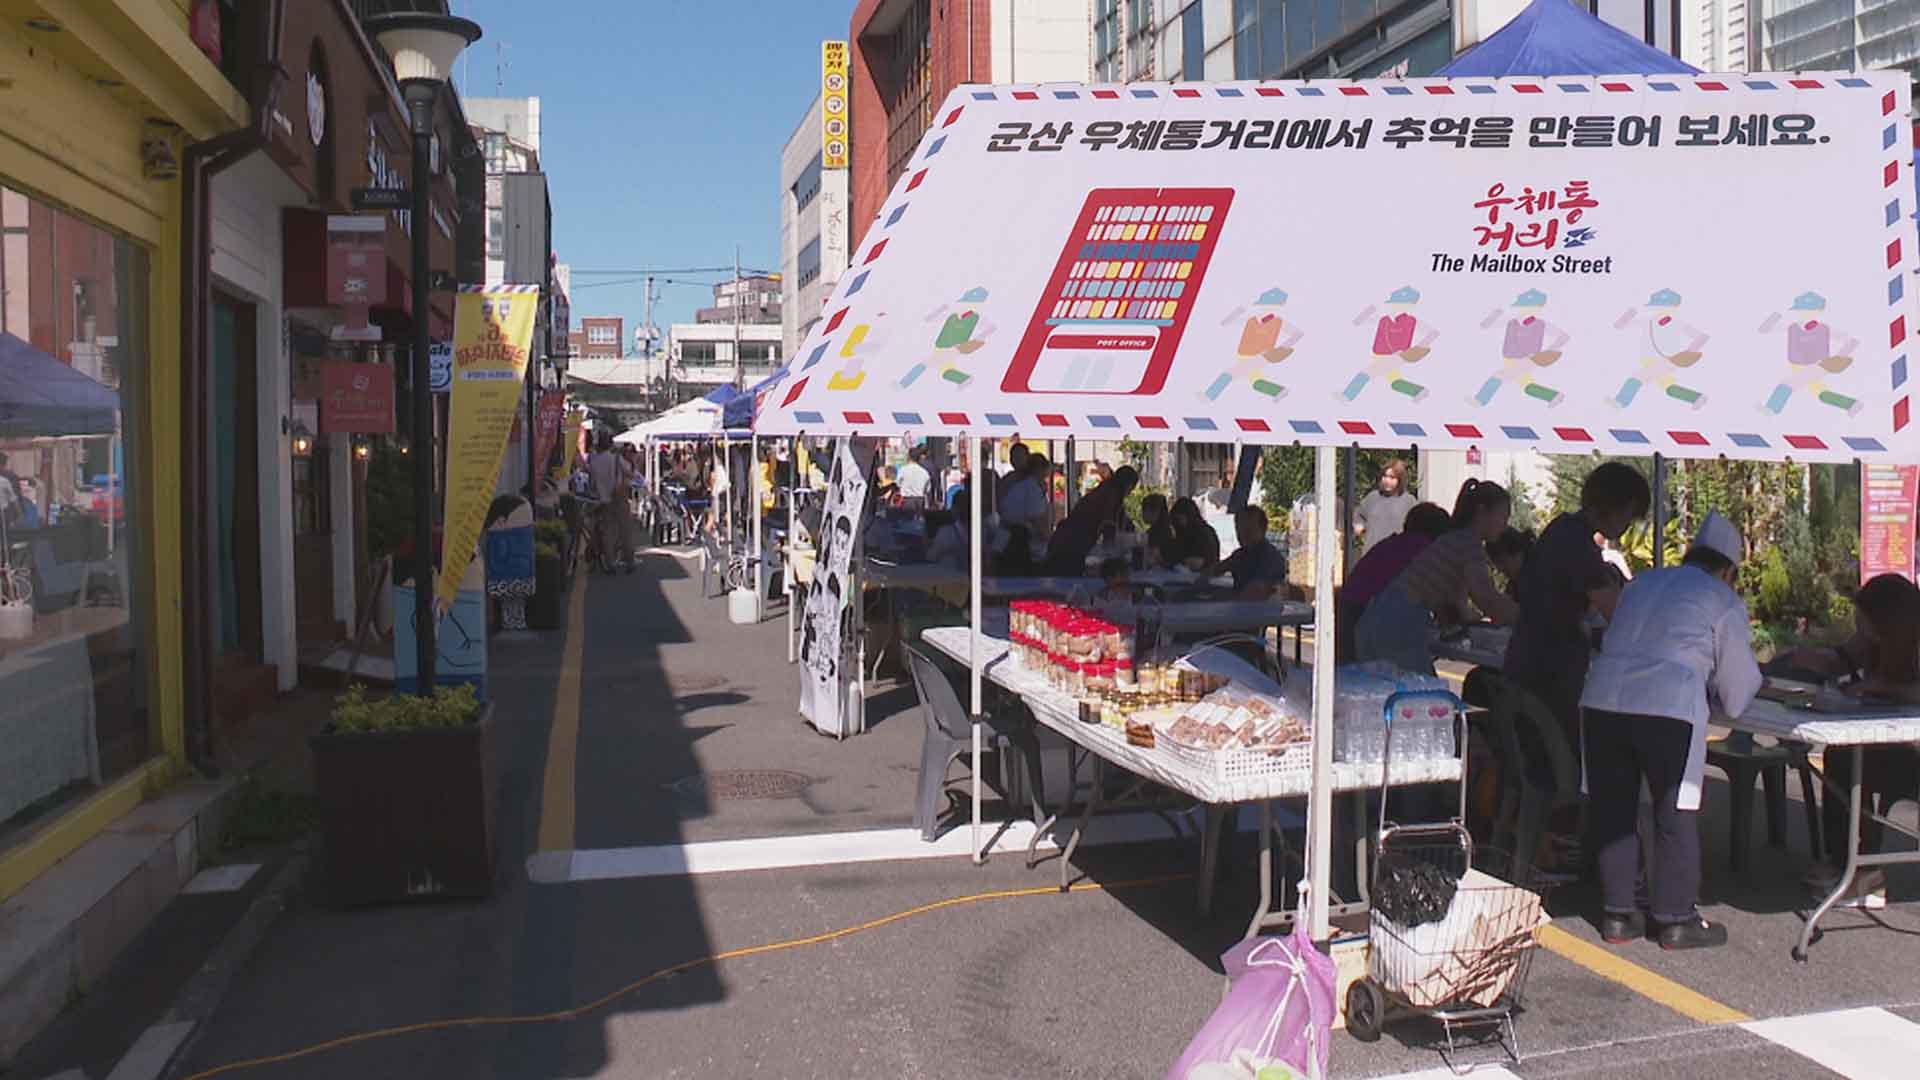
[0,332,119,438]
[1439,0,1700,77]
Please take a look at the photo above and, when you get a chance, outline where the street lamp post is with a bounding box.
[366,12,481,694]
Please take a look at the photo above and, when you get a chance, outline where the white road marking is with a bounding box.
[104,1021,194,1080]
[527,807,1290,883]
[1743,1006,1920,1080]
[182,863,261,894]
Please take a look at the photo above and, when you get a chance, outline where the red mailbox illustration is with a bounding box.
[1002,187,1234,396]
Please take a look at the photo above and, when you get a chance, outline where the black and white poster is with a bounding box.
[798,438,873,736]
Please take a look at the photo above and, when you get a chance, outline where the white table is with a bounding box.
[1720,696,1920,961]
[921,625,1461,937]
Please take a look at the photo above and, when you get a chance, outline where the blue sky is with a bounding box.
[450,0,851,345]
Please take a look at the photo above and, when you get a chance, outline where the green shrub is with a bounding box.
[534,540,560,560]
[534,519,569,547]
[331,683,481,734]
[1751,511,1832,632]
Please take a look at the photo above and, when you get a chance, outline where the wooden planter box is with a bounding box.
[529,555,564,629]
[309,704,496,907]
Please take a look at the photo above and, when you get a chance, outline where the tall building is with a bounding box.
[1693,0,1755,70]
[849,0,1092,250]
[782,91,851,359]
[1133,0,1692,84]
[1758,0,1920,75]
[668,275,784,402]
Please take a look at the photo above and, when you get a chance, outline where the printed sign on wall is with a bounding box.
[822,40,850,169]
[1862,463,1919,584]
[319,360,395,433]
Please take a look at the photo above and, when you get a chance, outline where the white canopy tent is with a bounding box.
[757,73,1918,938]
[614,398,727,445]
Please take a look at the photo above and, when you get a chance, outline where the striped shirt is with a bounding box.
[1394,527,1518,625]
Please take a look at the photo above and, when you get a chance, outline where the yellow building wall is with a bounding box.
[0,2,246,900]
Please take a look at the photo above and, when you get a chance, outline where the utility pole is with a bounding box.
[643,272,656,406]
[732,245,743,390]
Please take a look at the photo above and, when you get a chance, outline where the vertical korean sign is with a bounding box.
[1861,464,1919,584]
[821,41,849,170]
[439,285,540,612]
[536,388,566,475]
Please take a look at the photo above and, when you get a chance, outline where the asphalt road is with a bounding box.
[167,550,1920,1080]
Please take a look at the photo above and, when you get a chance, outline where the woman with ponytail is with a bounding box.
[1354,478,1520,673]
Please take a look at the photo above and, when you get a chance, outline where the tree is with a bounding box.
[1256,446,1419,526]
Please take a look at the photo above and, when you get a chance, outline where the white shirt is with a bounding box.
[588,451,618,502]
[1580,565,1763,811]
[1001,476,1047,530]
[897,460,932,499]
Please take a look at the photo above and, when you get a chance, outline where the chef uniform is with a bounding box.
[1580,513,1762,937]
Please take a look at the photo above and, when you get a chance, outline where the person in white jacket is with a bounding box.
[1580,511,1762,951]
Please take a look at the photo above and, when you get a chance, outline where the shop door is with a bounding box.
[211,293,262,660]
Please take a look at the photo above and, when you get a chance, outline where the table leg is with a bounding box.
[1198,804,1226,919]
[1029,745,1086,870]
[1796,745,1862,963]
[1062,757,1104,892]
[1246,800,1274,940]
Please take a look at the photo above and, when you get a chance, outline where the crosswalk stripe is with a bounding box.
[1743,1006,1920,1080]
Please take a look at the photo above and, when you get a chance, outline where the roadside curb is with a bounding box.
[145,852,310,1080]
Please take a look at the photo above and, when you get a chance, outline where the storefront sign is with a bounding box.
[536,389,566,468]
[429,339,453,393]
[319,360,395,433]
[438,286,540,612]
[365,118,412,236]
[821,41,849,169]
[764,74,1918,464]
[1861,463,1919,584]
[326,214,386,342]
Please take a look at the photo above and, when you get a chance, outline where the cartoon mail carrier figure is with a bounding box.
[1757,291,1861,417]
[1344,285,1435,403]
[1610,288,1708,410]
[899,286,998,391]
[828,312,889,392]
[1204,287,1303,402]
[1472,288,1567,407]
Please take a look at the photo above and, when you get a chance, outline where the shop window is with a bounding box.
[0,183,153,834]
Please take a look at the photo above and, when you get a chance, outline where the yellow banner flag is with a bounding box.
[439,285,539,612]
[554,407,582,488]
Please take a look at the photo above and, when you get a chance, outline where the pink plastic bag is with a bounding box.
[1165,923,1336,1080]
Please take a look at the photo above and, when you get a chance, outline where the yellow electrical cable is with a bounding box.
[181,872,1191,1078]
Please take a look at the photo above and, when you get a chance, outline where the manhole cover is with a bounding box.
[672,673,727,693]
[668,769,811,801]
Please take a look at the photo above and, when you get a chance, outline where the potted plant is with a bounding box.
[535,518,572,589]
[529,538,564,629]
[309,684,494,906]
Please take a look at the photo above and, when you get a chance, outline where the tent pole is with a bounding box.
[970,434,985,864]
[1342,445,1356,578]
[752,433,762,609]
[1310,445,1337,941]
[1653,453,1667,568]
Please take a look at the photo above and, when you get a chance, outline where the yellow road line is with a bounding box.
[537,581,589,853]
[1536,925,1751,1025]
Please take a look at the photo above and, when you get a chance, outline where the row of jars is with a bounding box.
[1007,600,1230,707]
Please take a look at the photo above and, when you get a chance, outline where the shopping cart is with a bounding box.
[1344,693,1548,1069]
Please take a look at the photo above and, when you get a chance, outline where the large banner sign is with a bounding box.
[798,438,873,737]
[762,75,1918,461]
[439,284,539,612]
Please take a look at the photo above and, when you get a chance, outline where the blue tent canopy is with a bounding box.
[1438,0,1699,77]
[726,368,790,430]
[702,384,742,406]
[0,332,119,438]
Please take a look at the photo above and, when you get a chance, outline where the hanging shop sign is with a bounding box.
[822,40,850,169]
[761,74,1919,463]
[1861,463,1919,584]
[326,214,387,342]
[438,285,541,613]
[319,360,395,433]
[429,339,453,393]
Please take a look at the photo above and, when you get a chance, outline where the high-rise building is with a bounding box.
[1693,0,1755,71]
[1758,0,1920,75]
[849,0,1092,250]
[782,91,851,360]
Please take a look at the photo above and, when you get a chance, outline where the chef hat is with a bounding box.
[1256,287,1289,305]
[1790,291,1826,311]
[1693,511,1743,566]
[1387,285,1421,304]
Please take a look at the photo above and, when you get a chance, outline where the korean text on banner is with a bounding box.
[536,388,566,472]
[1862,463,1919,584]
[554,407,583,487]
[822,41,849,169]
[760,74,1919,463]
[439,286,540,613]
